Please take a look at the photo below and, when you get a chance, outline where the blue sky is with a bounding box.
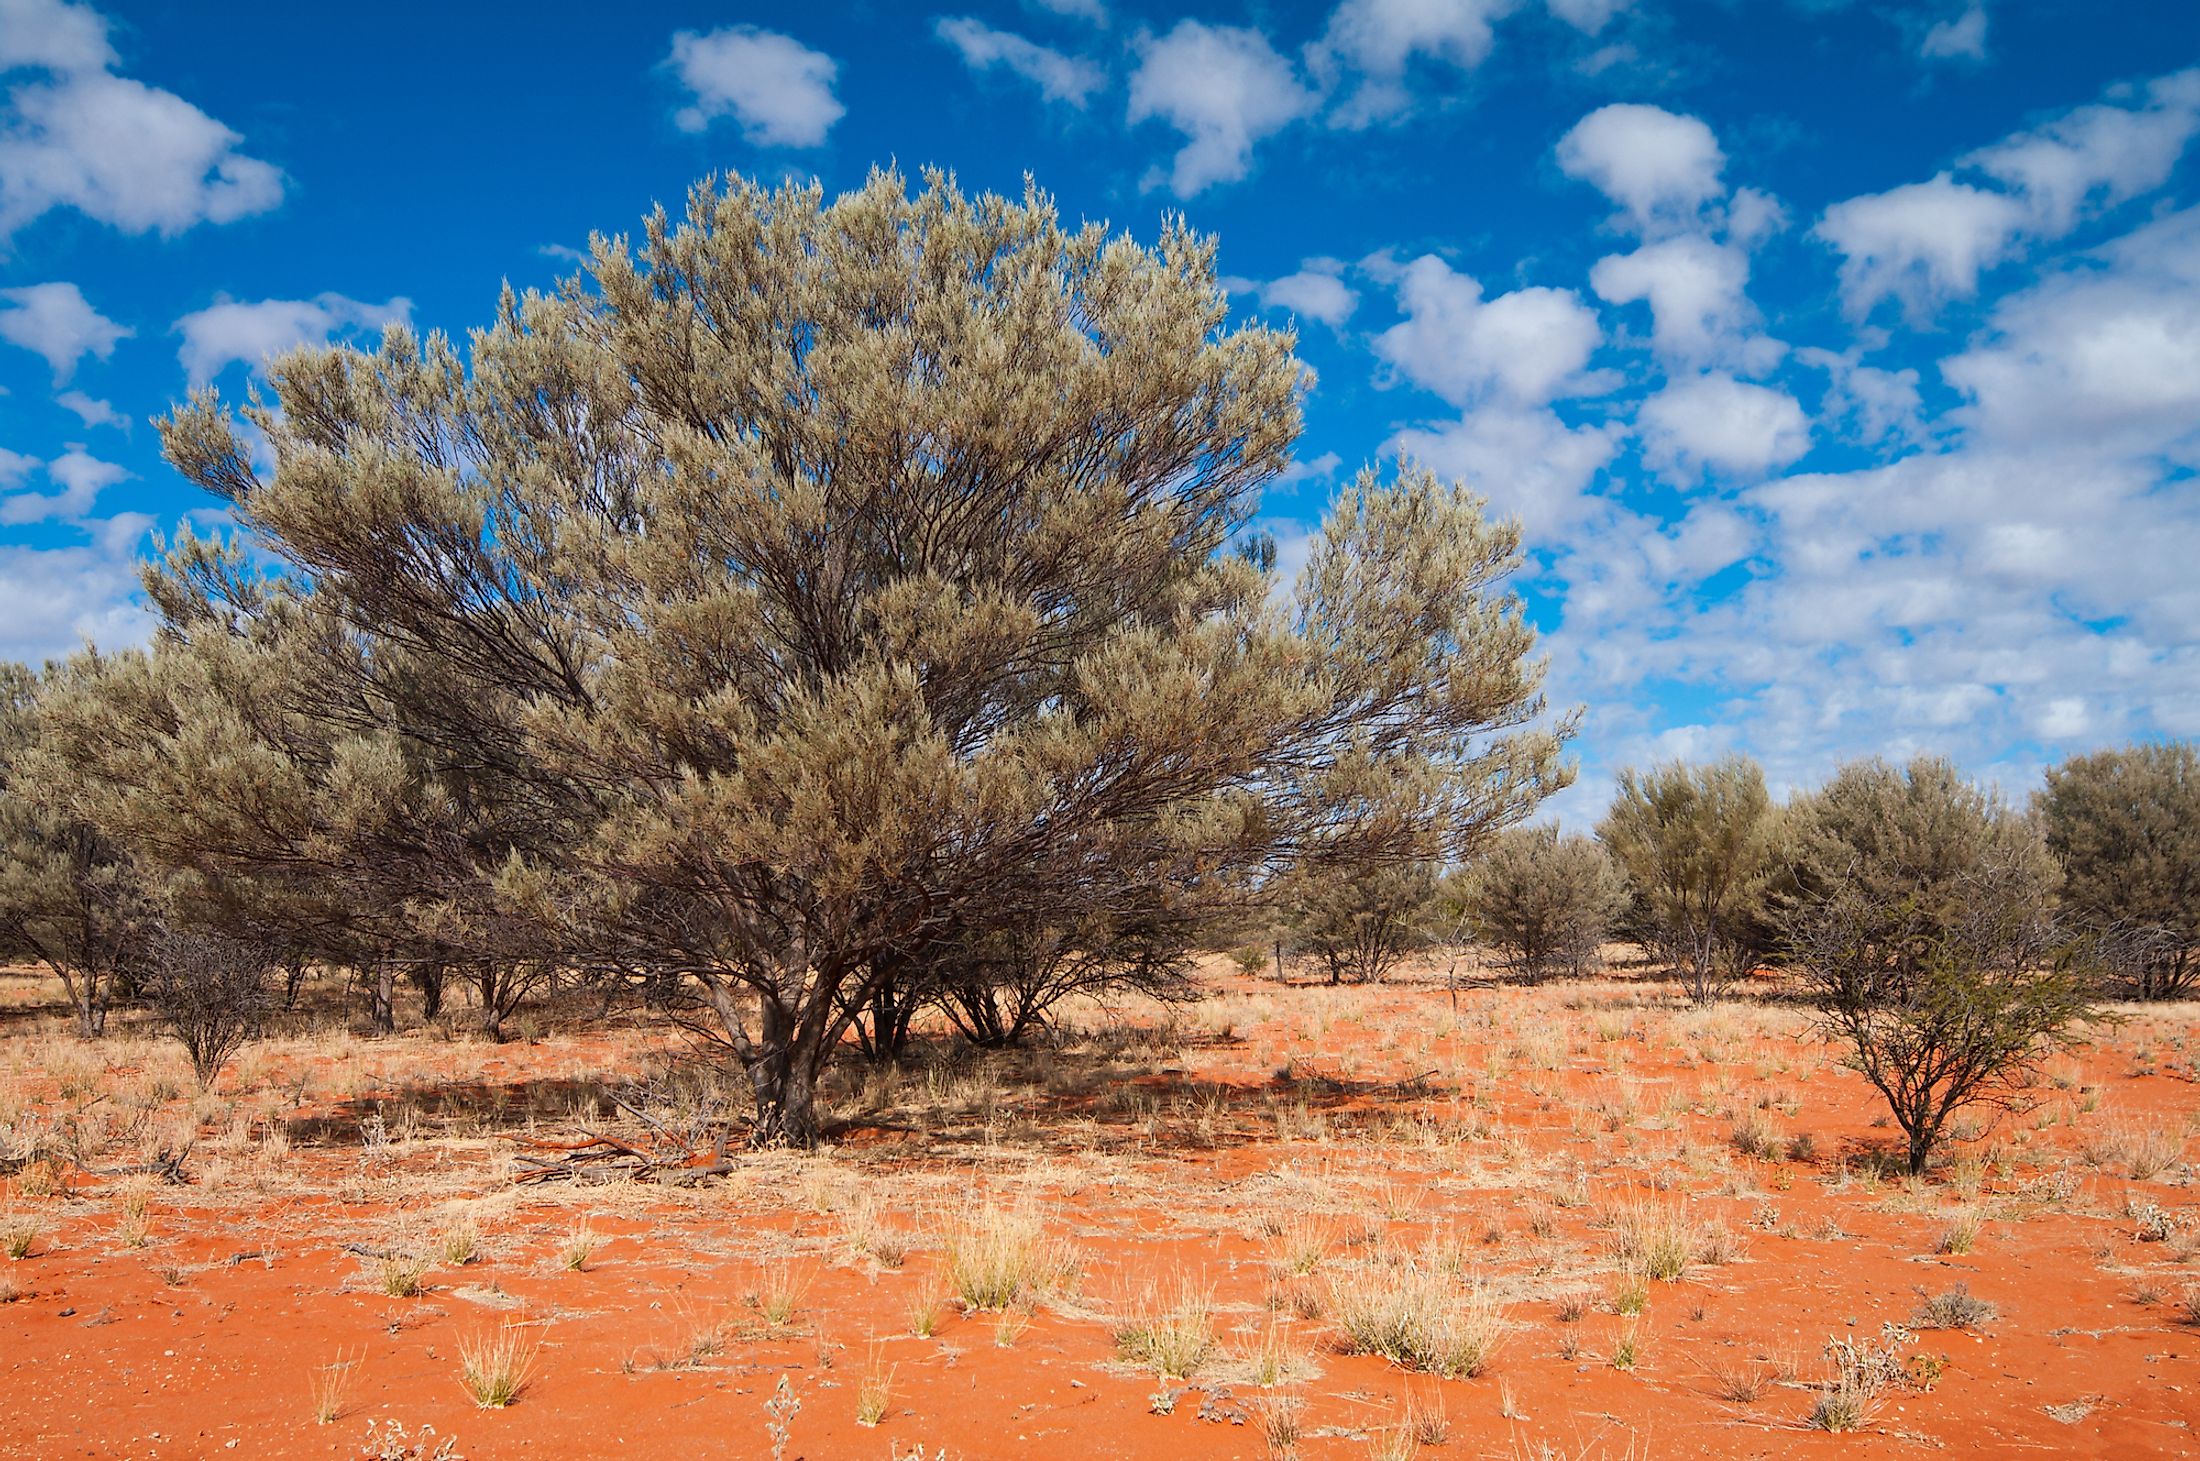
[3,0,2197,819]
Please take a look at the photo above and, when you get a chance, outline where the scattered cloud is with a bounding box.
[1589,236,1759,365]
[1249,258,1358,328]
[0,0,284,239]
[0,280,128,379]
[1311,0,1514,127]
[55,387,125,430]
[1940,204,2200,457]
[666,25,844,148]
[1638,371,1810,480]
[1556,103,1726,235]
[0,445,127,523]
[0,523,150,662]
[1127,21,1314,195]
[1024,0,1107,23]
[174,291,411,385]
[1373,254,1604,407]
[1919,3,1988,62]
[1816,67,2200,320]
[936,17,1103,107]
[1545,0,1632,37]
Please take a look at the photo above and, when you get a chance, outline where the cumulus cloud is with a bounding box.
[1127,21,1314,196]
[1251,258,1358,327]
[0,280,128,379]
[1390,404,1618,538]
[1588,236,1759,364]
[1967,68,2200,236]
[0,526,150,662]
[1545,0,1631,36]
[935,17,1103,107]
[1372,254,1604,407]
[1815,175,2027,320]
[0,0,114,73]
[1919,3,1988,62]
[666,26,844,148]
[1941,204,2200,457]
[1638,371,1810,480]
[1797,346,1926,448]
[55,388,125,430]
[0,445,127,523]
[174,292,411,385]
[0,0,284,239]
[1311,0,1514,127]
[1556,103,1725,234]
[1816,67,2200,320]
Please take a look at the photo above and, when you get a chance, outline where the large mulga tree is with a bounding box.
[50,170,1572,1144]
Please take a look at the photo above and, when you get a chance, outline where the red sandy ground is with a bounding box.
[0,959,2193,1460]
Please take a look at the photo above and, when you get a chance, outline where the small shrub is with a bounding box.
[440,1221,479,1266]
[855,1343,894,1427]
[1912,1283,1997,1331]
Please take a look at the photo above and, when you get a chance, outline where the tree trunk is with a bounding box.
[415,963,446,1022]
[368,963,396,1035]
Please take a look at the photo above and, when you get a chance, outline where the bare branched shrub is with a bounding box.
[142,928,276,1090]
[1794,842,2097,1176]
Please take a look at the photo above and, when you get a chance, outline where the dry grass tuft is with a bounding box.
[1113,1273,1216,1380]
[458,1320,539,1408]
[1328,1252,1506,1379]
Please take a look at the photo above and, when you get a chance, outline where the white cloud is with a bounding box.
[1638,371,1809,480]
[1254,259,1358,327]
[0,280,127,379]
[936,18,1104,107]
[1025,0,1108,22]
[1588,236,1755,364]
[1941,205,2200,457]
[0,3,284,241]
[0,445,126,523]
[1967,67,2200,236]
[1556,103,1725,234]
[0,445,34,484]
[1127,22,1314,196]
[666,26,844,148]
[1311,0,1517,127]
[55,388,124,430]
[1391,404,1618,538]
[1815,174,2028,320]
[1816,68,2200,320]
[0,527,150,663]
[1372,254,1604,407]
[1797,346,1926,448]
[1545,0,1631,36]
[174,292,411,386]
[1919,3,1988,62]
[0,0,114,73]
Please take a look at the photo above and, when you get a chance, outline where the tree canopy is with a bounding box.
[36,169,1571,1142]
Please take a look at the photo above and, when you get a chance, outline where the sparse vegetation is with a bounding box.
[458,1321,539,1408]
